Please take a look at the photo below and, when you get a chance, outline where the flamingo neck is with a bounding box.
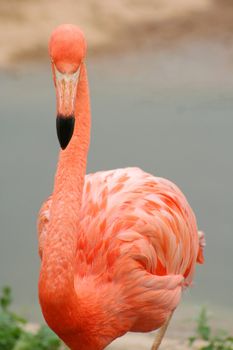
[54,63,91,207]
[39,63,90,317]
[39,63,133,349]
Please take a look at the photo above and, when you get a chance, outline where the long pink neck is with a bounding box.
[39,63,90,320]
[39,63,132,350]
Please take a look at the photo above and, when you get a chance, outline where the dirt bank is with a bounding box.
[1,0,233,69]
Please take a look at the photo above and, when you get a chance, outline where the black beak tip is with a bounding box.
[56,115,75,150]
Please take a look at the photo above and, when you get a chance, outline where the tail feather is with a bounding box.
[197,230,205,264]
[126,271,184,332]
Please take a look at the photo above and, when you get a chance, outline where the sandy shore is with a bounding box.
[108,332,208,350]
[1,0,233,69]
[25,324,208,350]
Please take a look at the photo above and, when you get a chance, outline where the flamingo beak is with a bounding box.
[54,65,80,149]
[56,115,75,150]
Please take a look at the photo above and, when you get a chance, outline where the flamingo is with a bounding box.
[38,24,205,350]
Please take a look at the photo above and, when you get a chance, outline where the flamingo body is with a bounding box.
[38,24,204,350]
[38,167,204,348]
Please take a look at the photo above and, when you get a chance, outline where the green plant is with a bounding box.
[0,286,62,350]
[189,307,233,350]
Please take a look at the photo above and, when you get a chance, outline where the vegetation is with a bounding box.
[0,286,232,350]
[189,307,233,350]
[0,286,62,350]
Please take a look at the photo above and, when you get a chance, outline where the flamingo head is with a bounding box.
[49,24,87,149]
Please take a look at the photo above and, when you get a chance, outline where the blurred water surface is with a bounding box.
[0,41,233,322]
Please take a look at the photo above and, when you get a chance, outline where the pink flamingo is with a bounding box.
[38,24,205,350]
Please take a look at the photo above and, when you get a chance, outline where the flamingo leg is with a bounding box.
[151,311,174,350]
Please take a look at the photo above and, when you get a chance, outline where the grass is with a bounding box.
[189,307,233,350]
[0,286,62,350]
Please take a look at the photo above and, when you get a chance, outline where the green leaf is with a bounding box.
[0,286,12,312]
[0,286,62,350]
[0,311,23,350]
[189,336,196,345]
[196,307,211,341]
[12,327,61,350]
[12,332,38,350]
[35,325,61,349]
[189,307,233,350]
[201,345,214,350]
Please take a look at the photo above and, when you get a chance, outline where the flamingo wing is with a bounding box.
[79,167,203,279]
[38,195,52,258]
[76,167,204,331]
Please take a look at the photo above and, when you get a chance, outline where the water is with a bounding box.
[0,41,233,322]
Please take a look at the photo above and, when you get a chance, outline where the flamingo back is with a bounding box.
[78,167,202,280]
[38,167,204,332]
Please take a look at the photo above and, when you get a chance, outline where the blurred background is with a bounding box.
[0,0,233,348]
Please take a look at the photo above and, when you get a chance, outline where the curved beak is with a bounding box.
[54,65,80,149]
